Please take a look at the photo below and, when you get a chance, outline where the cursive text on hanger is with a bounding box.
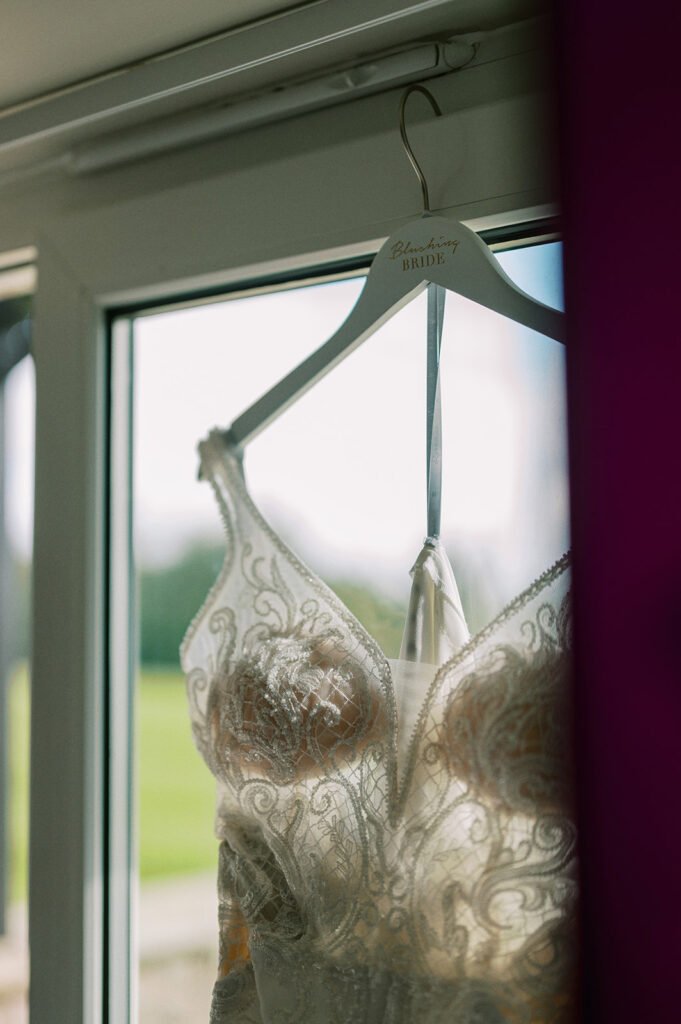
[389,235,460,272]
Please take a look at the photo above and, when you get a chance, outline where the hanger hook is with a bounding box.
[399,84,442,214]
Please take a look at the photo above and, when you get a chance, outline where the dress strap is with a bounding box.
[426,283,445,542]
[398,284,470,665]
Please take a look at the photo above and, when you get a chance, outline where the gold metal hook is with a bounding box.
[399,84,442,214]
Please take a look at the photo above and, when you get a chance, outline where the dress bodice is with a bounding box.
[180,430,576,1024]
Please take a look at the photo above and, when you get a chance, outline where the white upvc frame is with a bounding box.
[0,0,480,154]
[23,40,558,1024]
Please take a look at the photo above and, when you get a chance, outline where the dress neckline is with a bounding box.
[182,428,570,810]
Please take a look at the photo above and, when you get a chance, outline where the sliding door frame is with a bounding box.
[27,52,558,1023]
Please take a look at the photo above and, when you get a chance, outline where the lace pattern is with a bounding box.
[181,430,577,1023]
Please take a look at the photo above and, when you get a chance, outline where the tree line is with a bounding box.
[138,543,407,668]
[11,540,489,671]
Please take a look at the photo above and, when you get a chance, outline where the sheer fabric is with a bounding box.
[180,430,576,1023]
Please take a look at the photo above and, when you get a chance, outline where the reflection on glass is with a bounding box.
[0,354,34,1024]
[132,242,567,1021]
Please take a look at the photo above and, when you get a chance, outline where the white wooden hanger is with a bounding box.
[224,84,565,450]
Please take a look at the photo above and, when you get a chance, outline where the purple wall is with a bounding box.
[556,1,681,1019]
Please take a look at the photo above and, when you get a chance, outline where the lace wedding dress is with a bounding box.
[180,430,577,1023]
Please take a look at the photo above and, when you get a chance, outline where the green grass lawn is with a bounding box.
[8,664,29,902]
[136,667,217,879]
[7,664,217,903]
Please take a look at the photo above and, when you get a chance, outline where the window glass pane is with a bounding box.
[0,351,34,1024]
[131,241,567,1020]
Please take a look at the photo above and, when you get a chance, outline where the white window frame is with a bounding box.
[14,22,559,1023]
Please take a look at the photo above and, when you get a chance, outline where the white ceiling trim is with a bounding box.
[0,0,460,154]
[0,1,314,109]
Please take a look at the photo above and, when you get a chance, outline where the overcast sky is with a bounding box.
[6,242,566,617]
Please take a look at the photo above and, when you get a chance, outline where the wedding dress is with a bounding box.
[180,429,576,1024]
